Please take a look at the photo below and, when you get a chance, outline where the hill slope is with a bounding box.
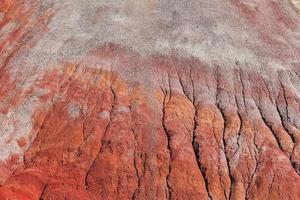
[1,0,300,199]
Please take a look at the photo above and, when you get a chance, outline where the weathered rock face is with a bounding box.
[1,0,300,199]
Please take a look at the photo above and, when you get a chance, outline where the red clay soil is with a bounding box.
[1,1,300,200]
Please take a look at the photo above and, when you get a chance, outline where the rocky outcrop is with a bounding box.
[1,0,300,199]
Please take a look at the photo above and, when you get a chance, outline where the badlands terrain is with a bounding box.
[1,0,300,199]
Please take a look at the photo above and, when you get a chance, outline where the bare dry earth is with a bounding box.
[0,0,300,199]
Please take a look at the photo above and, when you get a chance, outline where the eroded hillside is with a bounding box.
[1,0,300,199]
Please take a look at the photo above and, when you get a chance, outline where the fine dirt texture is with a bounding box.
[1,0,300,199]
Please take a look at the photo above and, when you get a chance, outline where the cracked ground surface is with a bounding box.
[1,0,300,199]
